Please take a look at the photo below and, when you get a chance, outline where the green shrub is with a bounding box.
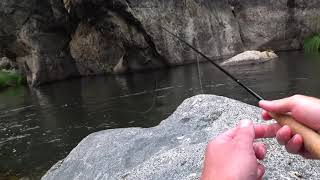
[0,70,26,89]
[304,34,320,55]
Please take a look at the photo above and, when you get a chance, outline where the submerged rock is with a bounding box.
[42,95,320,180]
[221,50,278,66]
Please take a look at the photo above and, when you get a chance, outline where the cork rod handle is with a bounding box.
[269,113,320,159]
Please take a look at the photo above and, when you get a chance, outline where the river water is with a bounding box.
[1,51,320,178]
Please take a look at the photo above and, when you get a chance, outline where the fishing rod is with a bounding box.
[159,25,264,101]
[159,25,320,158]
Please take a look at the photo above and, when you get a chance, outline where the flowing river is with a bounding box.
[1,51,320,179]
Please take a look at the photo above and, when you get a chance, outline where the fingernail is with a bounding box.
[283,125,290,130]
[292,134,299,141]
[240,120,252,128]
[259,100,270,105]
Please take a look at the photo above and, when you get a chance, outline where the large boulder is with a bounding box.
[42,95,320,180]
[221,50,278,66]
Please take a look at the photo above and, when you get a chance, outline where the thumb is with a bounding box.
[259,97,295,114]
[234,120,255,148]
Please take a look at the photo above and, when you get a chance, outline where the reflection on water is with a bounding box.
[1,51,320,178]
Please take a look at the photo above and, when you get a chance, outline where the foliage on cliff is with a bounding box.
[304,34,320,55]
[0,70,25,89]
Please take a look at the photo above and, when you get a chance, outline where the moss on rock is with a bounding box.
[0,70,26,89]
[304,34,320,55]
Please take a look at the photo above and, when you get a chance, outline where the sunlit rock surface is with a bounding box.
[221,50,278,66]
[42,95,320,180]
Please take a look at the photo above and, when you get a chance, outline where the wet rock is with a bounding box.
[0,0,78,86]
[42,95,320,180]
[63,0,72,13]
[221,50,278,66]
[16,17,79,86]
[0,57,17,70]
[113,56,128,74]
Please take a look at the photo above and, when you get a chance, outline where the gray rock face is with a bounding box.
[69,9,167,76]
[42,95,320,180]
[235,0,320,51]
[125,0,243,65]
[1,0,320,86]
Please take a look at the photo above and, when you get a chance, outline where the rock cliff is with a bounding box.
[42,95,320,180]
[1,0,319,86]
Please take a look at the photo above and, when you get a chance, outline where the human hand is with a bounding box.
[258,95,320,159]
[201,120,266,180]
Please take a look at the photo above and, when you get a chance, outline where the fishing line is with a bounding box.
[100,65,159,116]
[196,48,204,94]
[159,25,264,101]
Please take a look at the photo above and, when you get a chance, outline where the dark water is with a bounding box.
[1,51,320,179]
